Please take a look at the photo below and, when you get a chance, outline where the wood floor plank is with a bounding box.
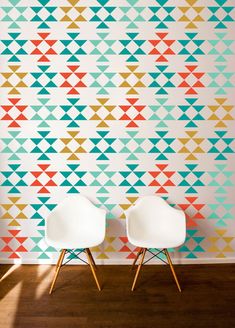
[0,264,235,328]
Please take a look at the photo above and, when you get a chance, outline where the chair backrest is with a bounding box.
[126,196,186,242]
[45,194,106,245]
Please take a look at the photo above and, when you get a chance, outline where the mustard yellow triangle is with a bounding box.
[179,147,190,153]
[179,15,190,22]
[193,146,204,153]
[194,138,204,145]
[10,88,20,94]
[68,22,80,29]
[186,131,197,137]
[16,82,27,88]
[223,114,233,120]
[2,81,13,87]
[208,106,219,112]
[187,22,197,28]
[127,66,138,72]
[216,229,226,237]
[98,121,109,128]
[223,246,234,252]
[90,106,101,112]
[75,147,86,153]
[68,154,79,160]
[16,213,27,219]
[17,204,27,210]
[61,146,71,153]
[75,7,86,14]
[9,197,20,203]
[75,138,85,144]
[9,66,20,72]
[2,204,13,210]
[135,73,145,79]
[75,15,86,22]
[106,237,116,243]
[17,73,27,79]
[68,0,80,6]
[127,197,138,203]
[194,15,204,22]
[97,253,109,259]
[186,0,198,6]
[120,73,131,79]
[60,7,70,14]
[209,114,219,120]
[194,7,204,13]
[105,246,116,252]
[120,81,131,87]
[68,131,79,138]
[106,106,115,112]
[91,246,100,252]
[223,237,234,243]
[1,73,12,79]
[9,219,20,226]
[179,7,190,13]
[61,138,71,145]
[91,114,102,120]
[208,237,219,243]
[120,204,132,210]
[215,98,226,105]
[134,81,145,87]
[2,213,13,219]
[105,114,115,120]
[223,106,233,112]
[179,138,190,144]
[98,98,108,105]
[207,246,220,252]
[215,121,226,128]
[127,88,138,95]
[186,154,197,160]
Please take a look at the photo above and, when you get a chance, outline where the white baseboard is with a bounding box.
[0,257,235,265]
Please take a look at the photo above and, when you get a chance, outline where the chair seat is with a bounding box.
[128,234,184,249]
[46,233,102,250]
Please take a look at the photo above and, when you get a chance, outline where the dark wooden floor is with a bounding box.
[0,263,235,328]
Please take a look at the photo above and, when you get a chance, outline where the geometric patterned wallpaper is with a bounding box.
[0,0,235,263]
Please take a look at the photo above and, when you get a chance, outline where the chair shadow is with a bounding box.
[0,264,13,280]
[0,264,53,328]
[0,263,105,328]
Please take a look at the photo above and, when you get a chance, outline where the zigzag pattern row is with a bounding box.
[0,0,235,262]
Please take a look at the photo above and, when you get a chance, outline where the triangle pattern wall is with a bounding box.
[0,0,235,263]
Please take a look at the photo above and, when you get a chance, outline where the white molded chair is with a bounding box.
[45,194,106,294]
[126,196,186,291]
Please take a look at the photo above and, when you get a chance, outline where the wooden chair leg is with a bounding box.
[131,248,143,270]
[131,248,146,291]
[164,249,182,292]
[87,248,98,270]
[85,249,101,291]
[49,249,66,295]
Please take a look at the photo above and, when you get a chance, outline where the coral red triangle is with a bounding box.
[39,187,50,193]
[9,252,20,259]
[157,187,168,193]
[127,98,138,105]
[127,121,138,127]
[15,245,27,252]
[9,121,20,127]
[1,246,14,252]
[120,245,132,252]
